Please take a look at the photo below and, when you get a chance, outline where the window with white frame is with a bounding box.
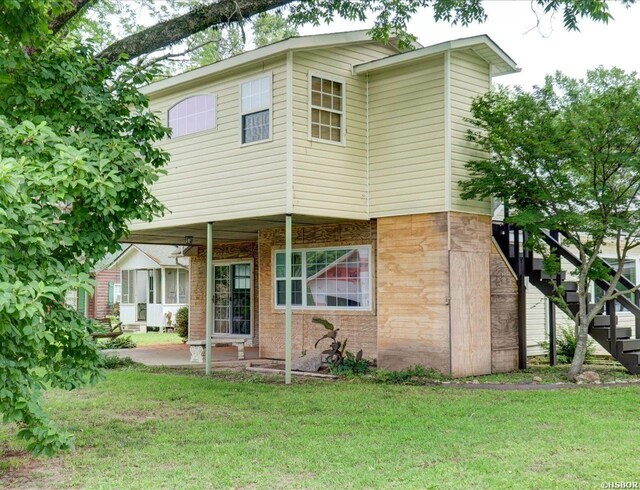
[241,75,271,144]
[113,284,122,304]
[310,75,343,143]
[121,270,135,304]
[594,258,637,312]
[275,247,371,309]
[168,95,216,138]
[165,267,189,304]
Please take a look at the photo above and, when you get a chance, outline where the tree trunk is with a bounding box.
[568,310,589,379]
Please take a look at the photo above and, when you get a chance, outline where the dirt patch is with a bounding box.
[0,445,68,490]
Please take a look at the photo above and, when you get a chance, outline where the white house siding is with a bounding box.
[136,56,289,230]
[291,43,397,220]
[368,56,446,217]
[449,49,491,215]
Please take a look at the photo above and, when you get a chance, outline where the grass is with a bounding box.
[100,332,184,347]
[1,367,640,489]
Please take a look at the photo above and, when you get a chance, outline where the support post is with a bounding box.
[548,297,557,366]
[607,300,617,357]
[635,290,640,340]
[285,214,293,385]
[205,222,214,375]
[517,275,528,370]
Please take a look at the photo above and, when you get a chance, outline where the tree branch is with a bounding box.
[98,0,290,62]
[49,0,93,34]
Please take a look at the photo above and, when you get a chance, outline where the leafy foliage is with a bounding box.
[175,306,189,339]
[312,318,370,374]
[0,39,169,455]
[541,327,596,364]
[460,68,640,377]
[367,365,448,384]
[98,335,137,350]
[100,354,137,369]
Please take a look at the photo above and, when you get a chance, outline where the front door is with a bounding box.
[135,269,148,322]
[213,262,252,336]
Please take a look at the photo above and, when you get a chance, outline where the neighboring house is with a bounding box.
[122,29,530,377]
[108,245,190,331]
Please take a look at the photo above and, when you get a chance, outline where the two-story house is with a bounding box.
[124,30,522,378]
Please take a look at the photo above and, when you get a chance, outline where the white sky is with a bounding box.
[298,1,640,88]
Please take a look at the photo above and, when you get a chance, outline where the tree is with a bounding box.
[460,68,640,379]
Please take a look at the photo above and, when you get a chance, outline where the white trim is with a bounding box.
[272,244,373,311]
[141,31,406,97]
[239,72,273,146]
[211,259,255,338]
[365,72,370,217]
[166,92,217,140]
[307,70,347,146]
[285,51,294,214]
[352,35,518,76]
[444,50,452,212]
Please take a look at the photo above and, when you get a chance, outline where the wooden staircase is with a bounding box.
[493,222,640,374]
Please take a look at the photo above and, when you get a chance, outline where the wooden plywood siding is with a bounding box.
[489,243,519,372]
[449,50,491,215]
[258,221,378,360]
[368,57,446,217]
[377,213,451,373]
[140,57,288,230]
[189,242,259,346]
[291,44,396,220]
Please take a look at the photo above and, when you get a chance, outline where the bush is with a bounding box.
[367,365,449,384]
[99,335,137,350]
[111,301,120,318]
[328,351,371,375]
[175,306,189,339]
[101,354,136,369]
[541,327,596,364]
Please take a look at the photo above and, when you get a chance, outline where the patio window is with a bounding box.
[168,94,216,138]
[121,270,135,304]
[165,268,189,304]
[310,75,344,143]
[241,75,271,144]
[275,246,371,309]
[594,258,637,313]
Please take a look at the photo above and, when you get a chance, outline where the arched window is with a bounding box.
[168,94,216,138]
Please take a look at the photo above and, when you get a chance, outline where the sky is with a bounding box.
[297,1,640,89]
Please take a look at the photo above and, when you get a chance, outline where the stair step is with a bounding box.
[562,281,578,292]
[618,339,640,352]
[569,303,602,315]
[590,326,632,340]
[592,315,617,327]
[620,351,640,365]
[565,291,592,304]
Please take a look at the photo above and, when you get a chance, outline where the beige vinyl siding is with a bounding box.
[449,49,491,215]
[526,286,548,356]
[368,56,446,217]
[291,43,396,220]
[132,57,288,231]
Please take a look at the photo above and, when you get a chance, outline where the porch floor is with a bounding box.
[104,343,266,367]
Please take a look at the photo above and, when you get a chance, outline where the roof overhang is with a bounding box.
[141,30,418,98]
[352,35,519,77]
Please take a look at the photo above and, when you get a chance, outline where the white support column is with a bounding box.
[205,222,214,375]
[285,214,293,385]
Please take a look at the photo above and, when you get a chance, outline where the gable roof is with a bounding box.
[352,35,518,76]
[108,244,189,269]
[140,30,416,97]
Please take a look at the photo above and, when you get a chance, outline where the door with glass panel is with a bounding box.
[213,262,252,336]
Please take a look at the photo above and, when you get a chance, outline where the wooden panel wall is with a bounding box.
[377,213,451,372]
[258,221,378,361]
[489,242,519,372]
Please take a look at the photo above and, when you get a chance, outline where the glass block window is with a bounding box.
[275,247,371,309]
[168,95,216,138]
[310,75,343,143]
[241,75,271,144]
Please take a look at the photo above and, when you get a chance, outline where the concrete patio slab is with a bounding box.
[103,343,271,368]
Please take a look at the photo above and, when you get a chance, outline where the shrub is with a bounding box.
[312,317,372,375]
[175,306,189,339]
[541,327,596,364]
[101,354,136,369]
[99,335,137,350]
[111,301,120,318]
[367,365,449,384]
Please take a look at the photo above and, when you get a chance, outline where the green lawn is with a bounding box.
[122,332,184,346]
[1,368,639,489]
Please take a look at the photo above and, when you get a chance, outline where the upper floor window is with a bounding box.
[310,75,344,143]
[241,75,271,144]
[275,246,371,310]
[168,94,216,138]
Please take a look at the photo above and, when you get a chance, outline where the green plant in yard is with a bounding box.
[175,306,189,339]
[111,302,120,318]
[100,355,137,369]
[312,318,371,375]
[541,327,596,364]
[99,335,137,350]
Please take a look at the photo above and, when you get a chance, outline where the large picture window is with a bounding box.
[275,247,371,309]
[241,75,271,144]
[168,94,216,138]
[310,75,344,143]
